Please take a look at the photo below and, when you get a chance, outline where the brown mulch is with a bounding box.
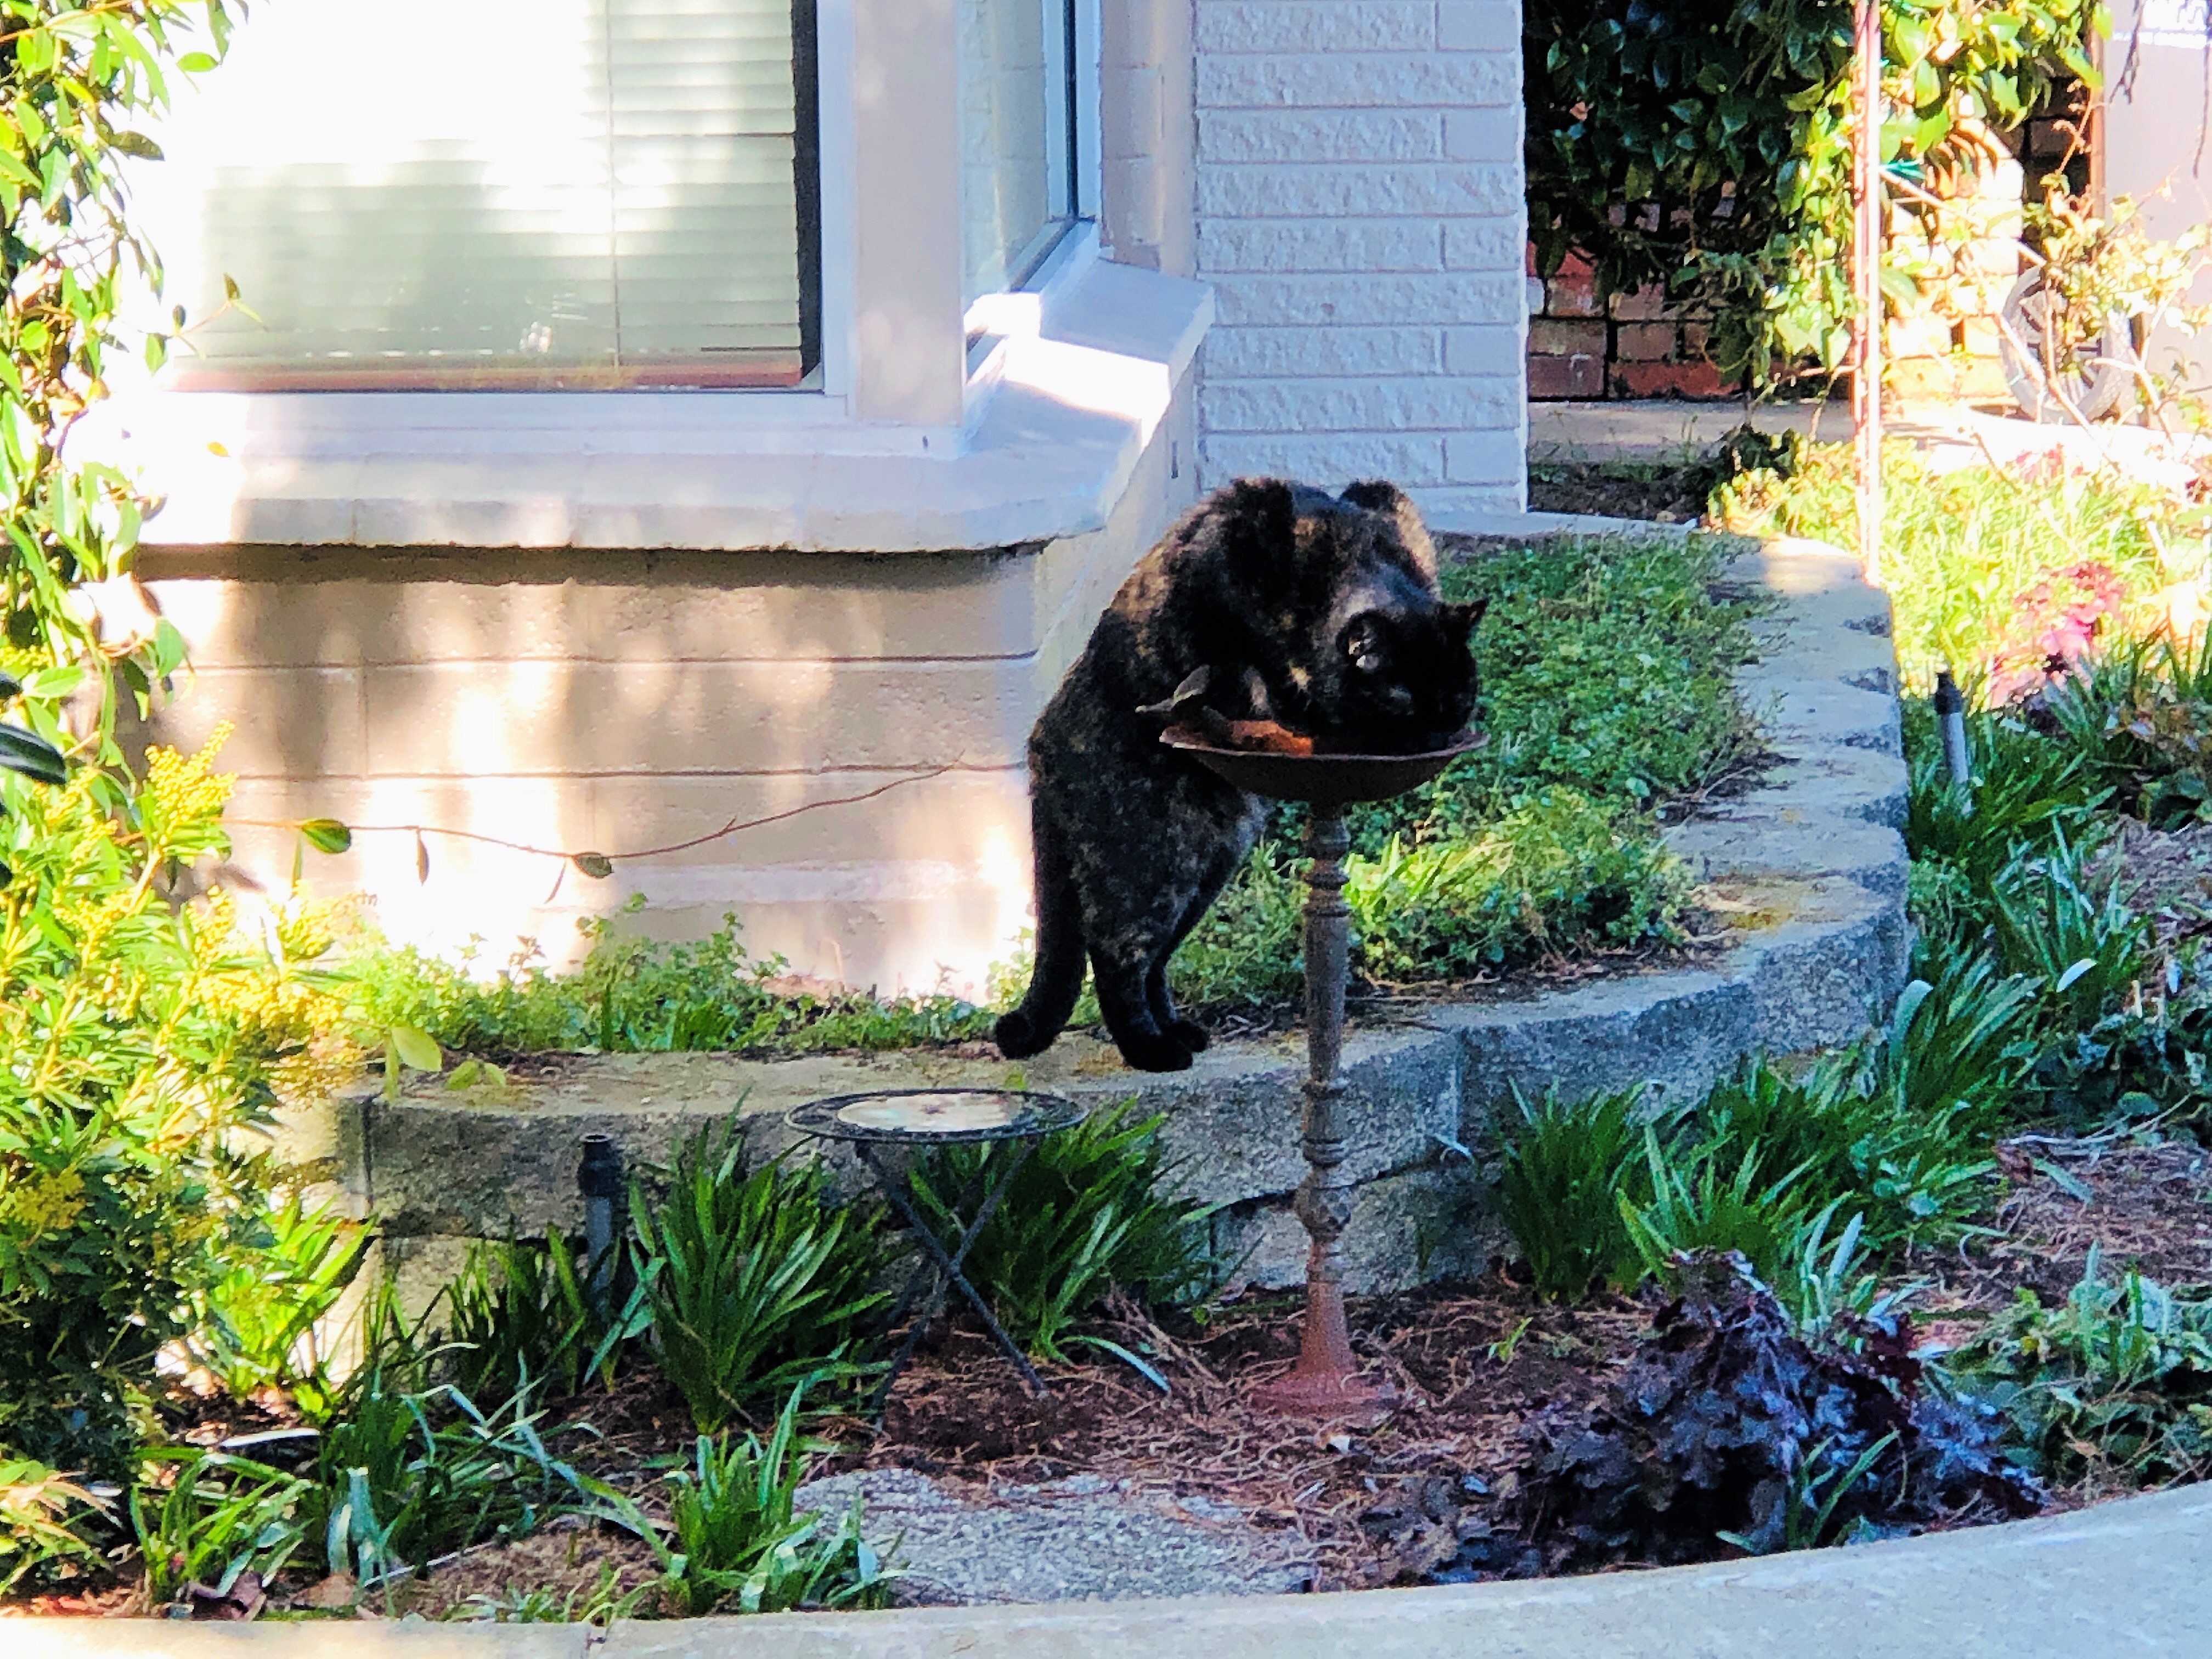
[1916,1137,2212,1318]
[2099,819,2212,947]
[1527,462,1714,523]
[808,1277,1647,1590]
[390,1522,667,1622]
[1902,1136,2212,1510]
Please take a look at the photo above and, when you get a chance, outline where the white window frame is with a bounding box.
[81,0,1214,557]
[114,0,1099,457]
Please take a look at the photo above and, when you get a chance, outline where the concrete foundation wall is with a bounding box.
[1190,0,1529,512]
[131,382,1200,997]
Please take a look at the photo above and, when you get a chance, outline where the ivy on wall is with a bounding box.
[1525,0,2104,383]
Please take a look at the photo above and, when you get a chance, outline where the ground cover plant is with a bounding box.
[1712,440,2177,695]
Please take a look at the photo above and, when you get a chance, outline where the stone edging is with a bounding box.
[311,528,1906,1295]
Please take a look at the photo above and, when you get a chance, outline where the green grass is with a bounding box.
[353,912,997,1061]
[1167,533,1760,1014]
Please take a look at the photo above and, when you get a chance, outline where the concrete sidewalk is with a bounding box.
[604,1481,2210,1659]
[1531,397,2207,494]
[21,1483,2203,1658]
[1530,398,1852,460]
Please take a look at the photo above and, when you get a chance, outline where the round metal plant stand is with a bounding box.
[786,1087,1088,1411]
[1164,726,1480,1418]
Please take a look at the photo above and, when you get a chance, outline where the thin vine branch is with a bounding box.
[230,764,959,876]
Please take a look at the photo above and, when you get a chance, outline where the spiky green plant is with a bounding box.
[1495,1084,1650,1301]
[634,1122,888,1432]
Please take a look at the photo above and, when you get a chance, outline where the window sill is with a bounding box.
[89,257,1211,555]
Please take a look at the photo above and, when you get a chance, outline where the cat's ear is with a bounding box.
[1215,477,1299,583]
[1338,479,1437,583]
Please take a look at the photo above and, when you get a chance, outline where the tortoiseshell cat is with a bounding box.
[994,477,1482,1073]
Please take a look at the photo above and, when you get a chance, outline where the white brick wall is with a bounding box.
[1194,0,1528,516]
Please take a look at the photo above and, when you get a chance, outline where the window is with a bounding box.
[960,0,1085,305]
[139,0,820,390]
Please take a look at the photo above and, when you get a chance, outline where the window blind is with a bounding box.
[139,0,816,390]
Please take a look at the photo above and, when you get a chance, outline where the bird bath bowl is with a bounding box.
[1164,726,1480,1418]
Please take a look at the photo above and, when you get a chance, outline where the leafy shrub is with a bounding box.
[131,1449,312,1611]
[0,739,356,1483]
[1620,1128,1818,1290]
[313,1351,592,1584]
[1903,704,2103,894]
[2039,634,2212,829]
[0,1461,98,1591]
[1506,1254,2039,1572]
[635,1122,889,1432]
[444,1231,641,1407]
[1989,831,2152,1032]
[1683,973,2019,1263]
[188,1193,371,1415]
[1949,1252,2212,1483]
[912,1104,1223,1361]
[654,1392,889,1617]
[353,911,996,1060]
[1527,0,2097,382]
[1496,1085,1649,1301]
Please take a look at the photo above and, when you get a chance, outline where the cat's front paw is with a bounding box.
[1114,1032,1195,1072]
[994,1010,1051,1059]
[1167,1018,1210,1054]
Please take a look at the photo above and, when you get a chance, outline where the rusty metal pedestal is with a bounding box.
[1160,726,1480,1420]
[1248,806,1397,1418]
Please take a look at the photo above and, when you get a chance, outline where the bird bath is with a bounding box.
[1162,726,1480,1417]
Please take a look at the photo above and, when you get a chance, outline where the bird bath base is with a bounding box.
[1164,727,1477,1419]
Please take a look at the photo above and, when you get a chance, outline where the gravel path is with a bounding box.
[794,1468,1316,1605]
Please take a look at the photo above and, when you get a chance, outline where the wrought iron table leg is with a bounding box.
[861,1139,1047,1410]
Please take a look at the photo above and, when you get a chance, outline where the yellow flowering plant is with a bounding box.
[0,725,357,1487]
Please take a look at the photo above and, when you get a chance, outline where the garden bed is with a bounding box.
[348,530,1771,1057]
[344,532,1905,1296]
[22,1128,2201,1620]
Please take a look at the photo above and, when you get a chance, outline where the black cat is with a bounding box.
[994,477,1482,1073]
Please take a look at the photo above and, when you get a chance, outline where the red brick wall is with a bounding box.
[1526,246,1742,401]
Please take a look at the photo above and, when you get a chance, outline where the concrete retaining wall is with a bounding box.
[289,530,1908,1296]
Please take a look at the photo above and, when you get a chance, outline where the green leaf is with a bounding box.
[20,664,84,701]
[573,851,616,879]
[150,617,187,678]
[298,818,353,855]
[387,1024,444,1074]
[0,724,67,787]
[106,131,163,160]
[177,52,218,72]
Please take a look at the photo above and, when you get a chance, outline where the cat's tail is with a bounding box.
[995,829,1086,1059]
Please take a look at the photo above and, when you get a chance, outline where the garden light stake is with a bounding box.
[1934,669,1973,811]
